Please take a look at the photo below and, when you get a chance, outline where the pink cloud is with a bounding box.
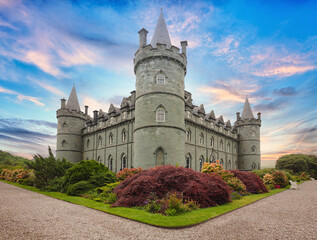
[0,86,44,106]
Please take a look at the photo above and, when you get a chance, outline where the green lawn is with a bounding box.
[1,180,288,228]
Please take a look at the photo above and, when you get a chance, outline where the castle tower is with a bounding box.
[236,97,261,170]
[56,85,87,163]
[133,10,187,169]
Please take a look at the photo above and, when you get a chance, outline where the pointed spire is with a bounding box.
[241,96,254,119]
[151,10,172,49]
[66,84,80,111]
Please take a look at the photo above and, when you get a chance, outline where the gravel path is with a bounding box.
[0,181,316,240]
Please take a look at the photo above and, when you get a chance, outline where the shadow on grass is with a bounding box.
[0,180,288,228]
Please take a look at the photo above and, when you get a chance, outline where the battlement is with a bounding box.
[134,43,187,74]
[56,108,87,120]
[235,118,261,127]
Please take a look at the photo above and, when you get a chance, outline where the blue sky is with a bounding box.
[0,0,316,161]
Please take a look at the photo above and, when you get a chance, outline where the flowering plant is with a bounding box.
[116,167,143,181]
[201,162,223,174]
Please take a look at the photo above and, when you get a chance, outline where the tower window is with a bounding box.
[186,129,191,141]
[156,74,165,84]
[122,129,127,142]
[252,131,256,137]
[61,140,67,147]
[156,108,165,122]
[252,145,256,152]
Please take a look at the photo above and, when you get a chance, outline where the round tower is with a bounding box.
[133,11,187,169]
[236,97,261,170]
[56,85,87,163]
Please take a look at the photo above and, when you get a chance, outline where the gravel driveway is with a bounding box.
[0,181,316,240]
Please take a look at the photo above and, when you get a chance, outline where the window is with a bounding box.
[220,139,223,150]
[109,133,114,145]
[121,154,127,170]
[199,156,204,172]
[228,160,231,170]
[210,156,215,163]
[186,154,191,168]
[252,131,256,137]
[98,136,102,147]
[156,148,164,166]
[87,139,90,148]
[122,112,127,119]
[122,129,127,142]
[97,156,102,164]
[252,145,256,153]
[199,133,204,145]
[220,159,224,166]
[61,140,67,147]
[156,108,165,122]
[108,155,113,171]
[233,145,237,153]
[186,129,191,141]
[63,122,67,128]
[156,73,165,84]
[210,137,214,147]
[227,143,230,152]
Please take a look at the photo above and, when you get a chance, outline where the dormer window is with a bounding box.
[156,74,165,84]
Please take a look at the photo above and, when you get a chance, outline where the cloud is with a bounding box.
[253,65,316,77]
[254,99,287,113]
[273,87,297,96]
[0,86,45,106]
[33,80,65,97]
[82,96,111,114]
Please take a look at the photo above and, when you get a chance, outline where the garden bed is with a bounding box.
[1,180,288,228]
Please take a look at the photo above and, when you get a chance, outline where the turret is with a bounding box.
[133,10,187,169]
[235,96,261,170]
[56,85,86,163]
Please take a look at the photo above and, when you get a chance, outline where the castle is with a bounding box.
[56,11,262,173]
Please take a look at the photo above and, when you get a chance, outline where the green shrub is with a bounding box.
[272,171,288,188]
[252,168,276,178]
[42,177,65,192]
[96,182,121,198]
[63,160,116,193]
[67,181,96,196]
[26,147,73,188]
[105,192,117,204]
[231,191,243,200]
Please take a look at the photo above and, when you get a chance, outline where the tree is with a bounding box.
[275,154,317,178]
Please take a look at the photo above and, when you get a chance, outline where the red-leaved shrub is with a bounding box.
[230,170,268,194]
[116,167,143,181]
[112,165,231,208]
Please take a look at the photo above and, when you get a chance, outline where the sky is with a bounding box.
[0,0,316,162]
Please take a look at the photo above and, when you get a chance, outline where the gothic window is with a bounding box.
[109,133,114,145]
[87,139,90,148]
[122,112,127,119]
[220,159,224,166]
[156,73,165,84]
[63,122,67,128]
[220,139,223,150]
[108,155,113,171]
[122,129,127,142]
[186,154,191,168]
[228,160,231,170]
[199,133,204,145]
[210,156,215,163]
[251,162,256,170]
[98,136,102,147]
[210,137,214,147]
[156,148,164,166]
[121,154,127,170]
[61,140,67,147]
[97,156,102,164]
[199,156,204,172]
[227,143,230,152]
[186,129,191,141]
[156,108,165,122]
[252,145,256,153]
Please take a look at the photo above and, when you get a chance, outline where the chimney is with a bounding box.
[138,28,148,48]
[61,98,66,109]
[257,112,261,120]
[236,112,240,121]
[181,41,188,55]
[93,110,98,124]
[85,105,88,115]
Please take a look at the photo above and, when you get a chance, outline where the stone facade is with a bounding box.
[56,11,262,172]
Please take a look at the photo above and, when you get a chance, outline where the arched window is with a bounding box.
[61,140,67,147]
[87,139,90,148]
[109,133,113,145]
[63,122,67,128]
[156,148,164,166]
[199,133,204,145]
[252,162,256,170]
[98,136,102,147]
[233,145,237,153]
[122,129,127,142]
[199,156,204,172]
[186,129,191,141]
[252,145,256,153]
[227,143,230,152]
[156,108,165,122]
[210,156,215,163]
[220,159,224,166]
[97,156,102,164]
[228,160,231,170]
[186,154,191,168]
[210,137,214,147]
[108,155,113,171]
[156,73,165,84]
[121,154,127,170]
[220,139,223,150]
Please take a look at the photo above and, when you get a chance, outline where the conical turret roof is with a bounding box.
[151,10,172,49]
[66,85,80,111]
[241,96,254,119]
